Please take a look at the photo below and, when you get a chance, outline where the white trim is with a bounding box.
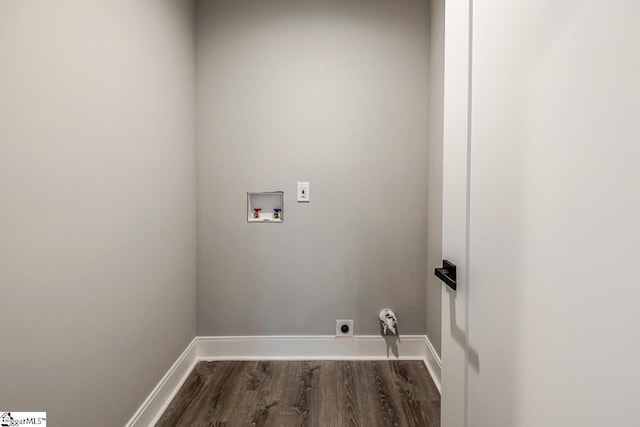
[127,335,441,426]
[125,337,198,427]
[195,335,427,361]
[423,334,442,394]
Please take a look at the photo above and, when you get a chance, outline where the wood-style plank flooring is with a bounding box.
[156,360,440,427]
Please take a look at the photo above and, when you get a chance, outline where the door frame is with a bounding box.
[439,1,473,426]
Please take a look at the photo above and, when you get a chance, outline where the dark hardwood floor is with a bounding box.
[156,360,440,427]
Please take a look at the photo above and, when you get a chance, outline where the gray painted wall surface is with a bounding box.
[196,0,430,336]
[426,0,444,355]
[0,1,196,426]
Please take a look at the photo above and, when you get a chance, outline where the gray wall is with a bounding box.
[426,0,444,355]
[0,1,196,426]
[196,0,430,335]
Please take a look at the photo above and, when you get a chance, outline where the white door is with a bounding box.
[439,1,472,426]
[441,1,640,426]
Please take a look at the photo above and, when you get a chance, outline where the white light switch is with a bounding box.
[297,182,309,202]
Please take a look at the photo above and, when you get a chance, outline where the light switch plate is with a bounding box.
[297,182,309,202]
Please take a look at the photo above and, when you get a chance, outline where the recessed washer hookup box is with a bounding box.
[247,191,284,223]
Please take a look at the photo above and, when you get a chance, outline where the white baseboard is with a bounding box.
[423,334,442,393]
[196,335,428,361]
[127,334,439,426]
[125,338,198,427]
